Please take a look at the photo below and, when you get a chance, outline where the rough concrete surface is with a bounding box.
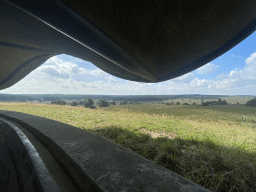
[0,110,212,192]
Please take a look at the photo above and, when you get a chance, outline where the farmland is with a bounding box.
[0,99,256,191]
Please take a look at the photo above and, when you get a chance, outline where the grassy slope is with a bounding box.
[0,102,255,191]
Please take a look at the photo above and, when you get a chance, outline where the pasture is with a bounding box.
[0,102,255,191]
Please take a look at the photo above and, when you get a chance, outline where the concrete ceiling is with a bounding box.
[1,0,256,90]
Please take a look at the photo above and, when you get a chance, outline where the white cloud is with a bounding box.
[197,63,219,74]
[37,65,70,79]
[2,53,256,95]
[106,76,117,83]
[37,56,88,79]
[171,73,195,83]
[87,68,108,76]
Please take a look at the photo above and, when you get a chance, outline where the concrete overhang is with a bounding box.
[1,0,256,89]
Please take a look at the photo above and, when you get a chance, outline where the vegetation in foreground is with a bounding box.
[0,102,256,192]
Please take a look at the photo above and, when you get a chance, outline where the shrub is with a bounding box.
[171,101,174,105]
[110,101,116,105]
[79,100,85,106]
[51,100,66,105]
[201,99,228,106]
[98,99,109,107]
[245,98,256,107]
[165,103,171,105]
[183,103,189,105]
[192,103,197,105]
[176,102,180,105]
[201,102,210,106]
[71,101,78,106]
[84,98,95,109]
[120,101,127,105]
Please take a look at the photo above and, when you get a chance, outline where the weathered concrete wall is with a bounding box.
[0,110,212,192]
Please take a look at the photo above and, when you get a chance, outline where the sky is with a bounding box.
[1,31,256,95]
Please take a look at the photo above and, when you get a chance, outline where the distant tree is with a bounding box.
[71,101,78,106]
[51,100,66,105]
[176,102,180,105]
[59,101,66,105]
[98,99,109,107]
[201,101,210,106]
[120,101,127,105]
[245,98,256,107]
[110,101,116,105]
[86,98,94,106]
[171,101,174,105]
[51,101,56,105]
[192,102,197,105]
[84,98,95,109]
[218,99,228,105]
[79,100,85,106]
[165,102,171,105]
[183,103,189,105]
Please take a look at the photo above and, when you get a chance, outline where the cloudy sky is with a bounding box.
[1,31,256,95]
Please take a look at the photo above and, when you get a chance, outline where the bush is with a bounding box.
[120,101,127,105]
[165,103,171,105]
[84,98,95,109]
[51,100,66,105]
[192,103,197,105]
[98,99,109,107]
[171,101,174,105]
[71,101,78,106]
[110,101,116,105]
[183,103,189,105]
[176,102,180,105]
[201,101,210,106]
[201,99,228,106]
[79,100,85,106]
[245,98,256,107]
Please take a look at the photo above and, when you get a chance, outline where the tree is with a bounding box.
[176,102,180,105]
[79,100,85,106]
[71,101,78,106]
[98,99,109,107]
[84,98,95,109]
[86,98,94,106]
[120,101,127,105]
[245,98,256,107]
[201,101,210,106]
[165,102,171,105]
[110,101,116,105]
[51,100,66,105]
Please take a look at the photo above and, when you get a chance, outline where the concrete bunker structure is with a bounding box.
[1,0,256,191]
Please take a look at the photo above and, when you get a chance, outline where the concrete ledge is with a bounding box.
[0,118,59,192]
[0,110,212,192]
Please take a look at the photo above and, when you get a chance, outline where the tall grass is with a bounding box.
[0,102,255,191]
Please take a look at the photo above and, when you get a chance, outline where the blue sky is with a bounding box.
[1,31,256,95]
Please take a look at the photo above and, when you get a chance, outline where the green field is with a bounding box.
[0,102,256,191]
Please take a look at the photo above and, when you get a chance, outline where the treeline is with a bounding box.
[201,99,228,106]
[245,98,256,107]
[0,93,230,102]
[51,98,112,108]
[51,98,143,108]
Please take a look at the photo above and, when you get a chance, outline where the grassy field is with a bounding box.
[0,102,256,191]
[163,96,255,105]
